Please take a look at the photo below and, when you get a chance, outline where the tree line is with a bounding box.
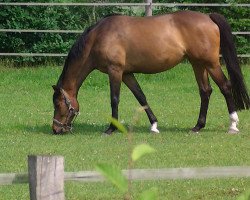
[0,0,249,65]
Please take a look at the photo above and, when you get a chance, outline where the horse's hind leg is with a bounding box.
[104,66,123,135]
[206,65,239,133]
[192,65,213,133]
[122,73,159,133]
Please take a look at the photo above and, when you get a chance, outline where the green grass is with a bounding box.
[0,63,250,199]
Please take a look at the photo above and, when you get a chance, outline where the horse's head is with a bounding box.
[52,85,79,134]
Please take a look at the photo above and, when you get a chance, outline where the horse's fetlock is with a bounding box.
[198,121,206,128]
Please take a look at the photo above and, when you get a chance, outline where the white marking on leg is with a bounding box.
[228,111,239,134]
[150,122,160,133]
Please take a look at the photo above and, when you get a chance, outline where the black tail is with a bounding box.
[209,13,250,111]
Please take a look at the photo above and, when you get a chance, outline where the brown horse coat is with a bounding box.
[88,11,219,74]
[52,11,249,134]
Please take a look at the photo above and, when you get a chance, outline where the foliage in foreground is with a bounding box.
[96,118,157,199]
[96,117,250,200]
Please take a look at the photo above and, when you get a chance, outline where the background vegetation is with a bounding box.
[0,0,249,65]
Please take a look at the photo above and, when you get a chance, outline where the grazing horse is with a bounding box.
[52,10,250,135]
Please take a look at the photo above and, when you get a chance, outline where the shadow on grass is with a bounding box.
[20,122,220,136]
[75,123,194,135]
[124,124,221,134]
[20,123,107,136]
[133,125,190,134]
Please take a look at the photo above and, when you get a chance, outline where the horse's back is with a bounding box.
[89,11,220,73]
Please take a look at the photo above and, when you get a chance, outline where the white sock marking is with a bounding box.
[228,111,239,134]
[151,122,160,133]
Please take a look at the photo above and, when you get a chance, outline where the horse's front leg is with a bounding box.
[104,66,123,135]
[122,73,159,133]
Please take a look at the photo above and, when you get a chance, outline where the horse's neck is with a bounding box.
[58,59,92,99]
[58,26,94,96]
[58,66,79,98]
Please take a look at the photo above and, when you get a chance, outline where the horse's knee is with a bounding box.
[200,85,212,100]
[207,85,213,96]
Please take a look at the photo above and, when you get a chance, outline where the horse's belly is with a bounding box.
[125,50,185,73]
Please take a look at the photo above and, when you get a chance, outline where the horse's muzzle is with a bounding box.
[52,126,63,134]
[52,124,71,134]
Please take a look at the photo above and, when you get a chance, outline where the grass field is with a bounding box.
[0,63,250,199]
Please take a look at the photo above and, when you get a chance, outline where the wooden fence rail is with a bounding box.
[0,1,249,58]
[2,165,250,185]
[0,2,249,7]
[1,156,250,199]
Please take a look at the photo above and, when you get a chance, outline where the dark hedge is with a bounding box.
[0,0,249,65]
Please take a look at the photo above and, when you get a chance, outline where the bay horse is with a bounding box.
[52,10,250,135]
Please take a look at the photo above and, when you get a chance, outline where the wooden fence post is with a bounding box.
[145,0,153,16]
[28,155,64,200]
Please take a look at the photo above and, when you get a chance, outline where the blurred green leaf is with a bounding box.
[237,189,250,200]
[96,163,128,193]
[132,144,156,162]
[110,117,127,134]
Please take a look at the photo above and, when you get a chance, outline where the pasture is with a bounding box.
[0,63,250,199]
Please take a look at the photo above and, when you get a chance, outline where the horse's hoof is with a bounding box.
[150,122,160,134]
[191,123,205,134]
[103,125,116,135]
[103,129,114,136]
[191,127,200,134]
[151,128,160,134]
[102,132,112,137]
[191,130,199,134]
[228,127,239,134]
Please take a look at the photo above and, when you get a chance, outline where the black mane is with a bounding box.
[68,13,121,61]
[56,24,95,86]
[103,13,122,18]
[57,13,122,86]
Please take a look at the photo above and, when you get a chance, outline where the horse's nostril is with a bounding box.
[52,126,62,135]
[53,128,58,134]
